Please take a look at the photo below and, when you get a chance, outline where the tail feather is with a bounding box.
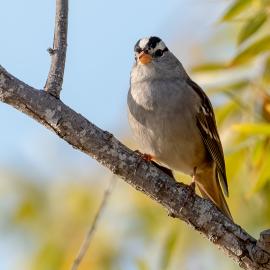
[195,163,233,220]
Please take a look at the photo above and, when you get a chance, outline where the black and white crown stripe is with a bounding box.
[134,36,168,55]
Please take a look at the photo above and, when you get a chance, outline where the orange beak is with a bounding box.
[138,52,152,64]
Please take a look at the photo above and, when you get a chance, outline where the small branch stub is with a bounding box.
[44,0,68,98]
[47,47,56,56]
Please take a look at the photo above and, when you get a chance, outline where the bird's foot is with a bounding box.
[133,150,154,176]
[142,153,153,161]
[190,167,197,191]
[189,181,196,192]
[134,150,175,179]
[134,150,153,161]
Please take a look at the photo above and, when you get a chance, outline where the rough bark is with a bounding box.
[1,65,270,270]
[44,0,68,98]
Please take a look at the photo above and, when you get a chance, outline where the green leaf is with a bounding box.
[32,242,64,270]
[238,11,267,45]
[254,157,270,191]
[231,35,270,66]
[263,56,270,83]
[251,139,270,191]
[215,101,238,126]
[233,123,270,136]
[191,62,228,73]
[159,230,179,270]
[221,0,253,21]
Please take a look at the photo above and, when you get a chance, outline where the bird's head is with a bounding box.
[134,36,169,65]
[131,36,187,82]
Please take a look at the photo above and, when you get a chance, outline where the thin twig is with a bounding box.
[71,177,116,270]
[44,0,68,98]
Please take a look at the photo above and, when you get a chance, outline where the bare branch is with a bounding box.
[1,66,270,269]
[71,177,116,270]
[44,0,68,98]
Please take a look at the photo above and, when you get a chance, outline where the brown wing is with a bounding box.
[187,78,229,196]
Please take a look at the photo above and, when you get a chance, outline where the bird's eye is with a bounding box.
[154,49,163,57]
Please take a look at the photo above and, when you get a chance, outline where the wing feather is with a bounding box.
[187,78,229,196]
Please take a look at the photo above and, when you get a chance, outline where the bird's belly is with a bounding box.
[156,134,205,175]
[128,108,206,176]
[128,79,207,175]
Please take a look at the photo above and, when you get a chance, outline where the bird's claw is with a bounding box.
[189,181,196,192]
[134,150,153,161]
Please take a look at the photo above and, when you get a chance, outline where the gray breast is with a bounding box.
[128,78,206,174]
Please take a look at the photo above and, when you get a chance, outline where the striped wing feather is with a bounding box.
[187,78,229,196]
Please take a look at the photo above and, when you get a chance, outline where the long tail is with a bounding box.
[195,163,233,220]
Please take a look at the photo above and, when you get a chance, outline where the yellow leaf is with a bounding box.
[238,11,267,45]
[222,0,253,21]
[191,62,228,73]
[231,35,270,66]
[207,80,249,95]
[233,123,270,136]
[263,56,270,84]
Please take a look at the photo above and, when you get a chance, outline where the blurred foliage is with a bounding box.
[1,1,270,270]
[193,0,270,202]
[0,168,240,270]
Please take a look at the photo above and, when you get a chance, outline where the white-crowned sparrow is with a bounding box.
[127,36,232,220]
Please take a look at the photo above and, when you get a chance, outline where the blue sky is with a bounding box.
[0,0,227,178]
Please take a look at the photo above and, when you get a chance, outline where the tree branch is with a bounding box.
[1,65,270,270]
[44,0,68,98]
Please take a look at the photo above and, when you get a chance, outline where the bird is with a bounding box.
[127,36,232,220]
